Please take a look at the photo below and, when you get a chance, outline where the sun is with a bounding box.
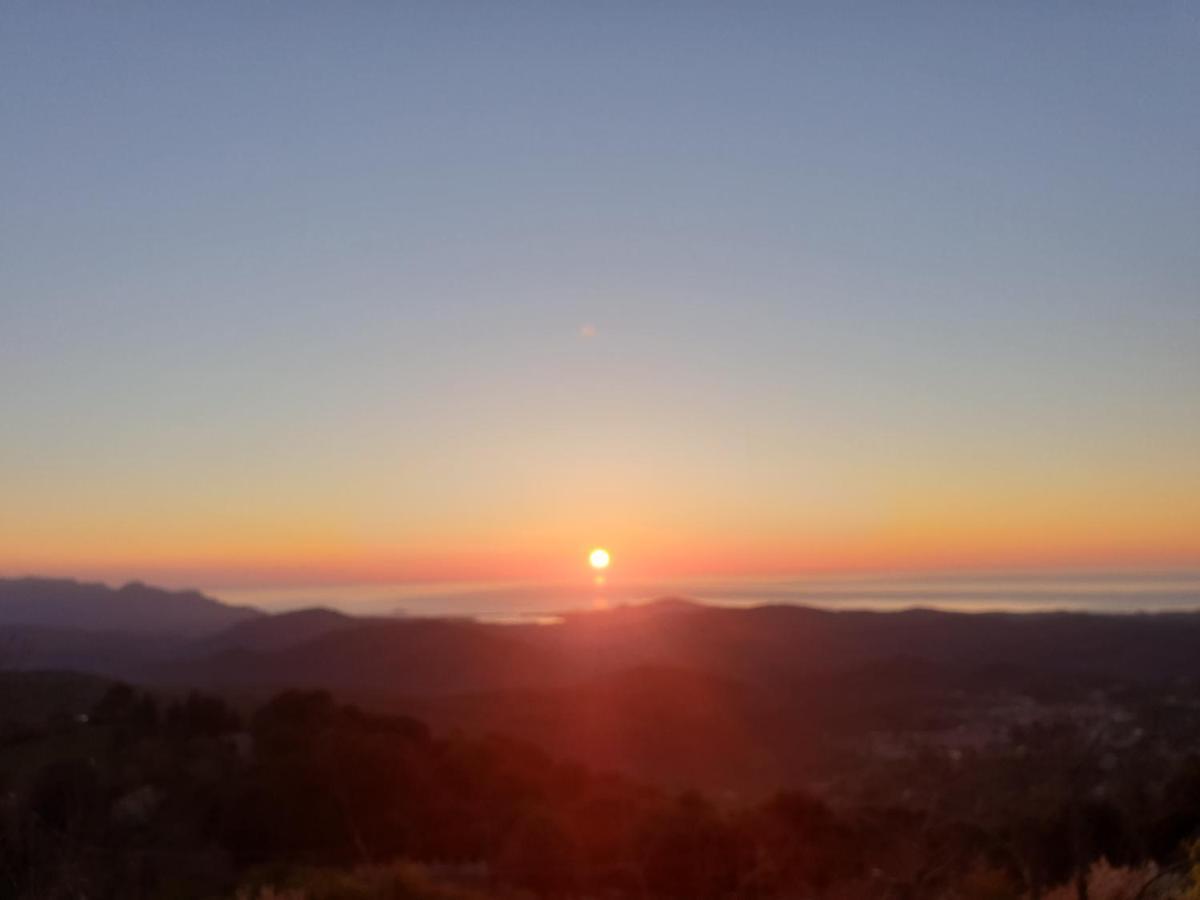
[589,547,611,570]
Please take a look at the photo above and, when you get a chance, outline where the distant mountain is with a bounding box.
[526,597,1200,684]
[0,578,262,637]
[21,587,1194,693]
[12,585,1200,690]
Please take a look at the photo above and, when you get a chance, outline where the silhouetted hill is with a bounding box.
[198,606,359,652]
[399,664,794,793]
[529,601,1200,685]
[0,578,261,636]
[15,585,1200,695]
[160,617,575,695]
[13,582,1200,794]
[0,625,188,679]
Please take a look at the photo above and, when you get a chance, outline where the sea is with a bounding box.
[207,569,1200,623]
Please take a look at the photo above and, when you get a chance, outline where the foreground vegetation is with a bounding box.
[4,682,1200,898]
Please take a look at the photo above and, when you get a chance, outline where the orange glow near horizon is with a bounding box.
[3,453,1200,590]
[6,521,1200,592]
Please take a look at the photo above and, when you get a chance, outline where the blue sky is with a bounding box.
[2,3,1198,586]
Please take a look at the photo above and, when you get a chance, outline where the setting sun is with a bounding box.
[589,548,611,570]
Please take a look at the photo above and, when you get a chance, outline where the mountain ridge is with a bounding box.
[0,577,262,636]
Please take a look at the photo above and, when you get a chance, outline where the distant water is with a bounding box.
[209,569,1200,622]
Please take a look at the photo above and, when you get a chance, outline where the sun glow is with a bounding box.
[589,548,611,570]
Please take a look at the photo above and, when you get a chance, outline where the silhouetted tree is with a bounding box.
[165,691,240,739]
[638,793,752,900]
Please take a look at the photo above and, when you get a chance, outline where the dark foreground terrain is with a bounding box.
[4,578,1200,897]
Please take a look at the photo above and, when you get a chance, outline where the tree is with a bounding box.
[637,793,751,900]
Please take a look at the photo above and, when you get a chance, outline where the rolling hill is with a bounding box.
[9,580,1200,794]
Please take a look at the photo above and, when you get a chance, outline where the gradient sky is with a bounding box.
[2,3,1198,589]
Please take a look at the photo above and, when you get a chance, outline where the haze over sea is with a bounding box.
[210,568,1200,622]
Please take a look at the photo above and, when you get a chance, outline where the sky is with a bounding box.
[2,3,1198,591]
